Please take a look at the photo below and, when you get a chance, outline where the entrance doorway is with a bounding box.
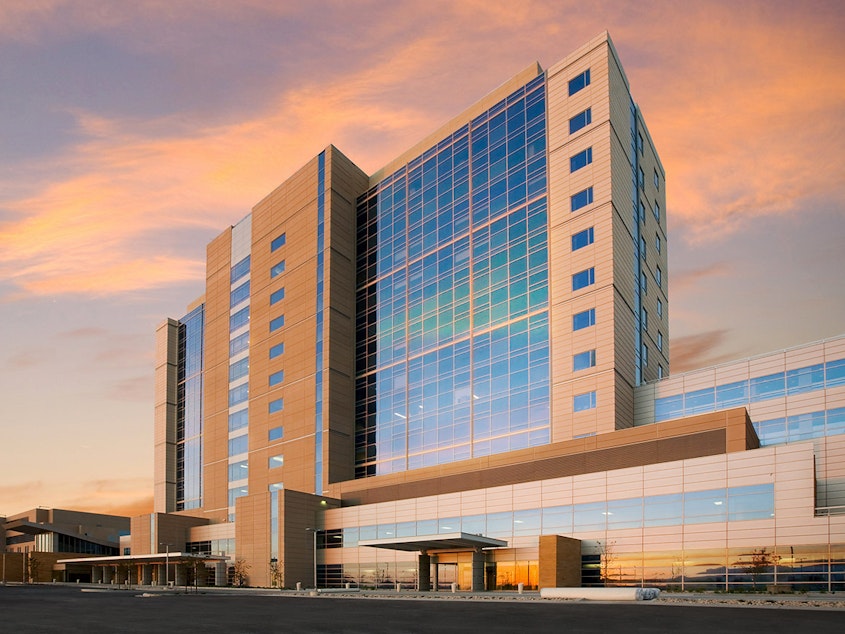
[436,562,457,590]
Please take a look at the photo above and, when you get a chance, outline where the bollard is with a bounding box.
[396,582,401,592]
[451,582,457,593]
[518,582,524,594]
[296,581,302,591]
[345,582,351,589]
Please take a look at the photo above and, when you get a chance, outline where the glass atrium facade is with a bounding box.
[355,74,550,477]
[176,303,204,511]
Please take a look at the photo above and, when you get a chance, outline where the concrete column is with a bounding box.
[142,564,152,585]
[174,563,187,587]
[103,566,113,584]
[215,561,227,587]
[432,556,439,591]
[92,566,102,583]
[418,552,431,591]
[472,549,485,592]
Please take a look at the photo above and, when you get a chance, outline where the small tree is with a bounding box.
[232,559,251,587]
[599,540,617,586]
[268,559,284,588]
[739,548,772,590]
[26,554,41,584]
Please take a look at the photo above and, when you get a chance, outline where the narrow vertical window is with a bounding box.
[271,233,286,252]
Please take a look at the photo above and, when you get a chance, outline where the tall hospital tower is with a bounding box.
[139,33,844,590]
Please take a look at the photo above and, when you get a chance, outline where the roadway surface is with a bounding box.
[1,584,843,633]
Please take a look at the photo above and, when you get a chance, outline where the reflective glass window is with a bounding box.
[271,233,286,252]
[827,407,845,435]
[269,342,285,359]
[228,460,248,481]
[570,187,594,212]
[683,489,726,523]
[228,435,248,456]
[570,147,593,172]
[270,287,285,305]
[573,390,596,412]
[270,260,285,278]
[571,227,594,251]
[573,350,596,371]
[230,281,250,308]
[228,383,248,407]
[269,398,284,414]
[230,332,249,356]
[229,307,249,332]
[786,411,825,441]
[228,486,248,507]
[230,256,250,284]
[486,511,513,536]
[572,268,595,291]
[727,484,773,521]
[574,501,606,532]
[269,315,285,332]
[685,388,715,414]
[268,454,284,469]
[229,358,249,382]
[269,370,284,386]
[715,380,747,408]
[786,364,824,395]
[654,394,683,422]
[827,359,845,387]
[568,69,590,95]
[750,372,785,401]
[268,426,283,441]
[655,266,662,288]
[643,493,682,527]
[513,509,541,535]
[606,498,643,530]
[228,408,248,432]
[542,506,572,533]
[573,308,595,331]
[569,108,592,134]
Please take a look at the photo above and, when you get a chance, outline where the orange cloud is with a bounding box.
[669,329,743,374]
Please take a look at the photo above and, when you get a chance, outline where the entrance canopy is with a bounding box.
[359,531,507,552]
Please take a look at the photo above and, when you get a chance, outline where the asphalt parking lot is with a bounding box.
[1,584,843,633]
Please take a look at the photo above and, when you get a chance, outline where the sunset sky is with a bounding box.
[1,0,843,518]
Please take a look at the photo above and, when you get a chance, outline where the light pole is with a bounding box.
[160,543,174,587]
[305,528,317,589]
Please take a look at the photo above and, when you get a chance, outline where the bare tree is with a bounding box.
[737,547,772,590]
[268,559,284,588]
[26,554,41,584]
[232,559,251,587]
[599,540,618,586]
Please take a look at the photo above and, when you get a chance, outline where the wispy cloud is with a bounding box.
[669,329,744,374]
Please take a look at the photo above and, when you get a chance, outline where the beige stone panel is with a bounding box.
[571,472,606,503]
[483,486,513,513]
[683,455,727,490]
[824,335,845,360]
[642,461,684,496]
[680,524,728,550]
[436,495,463,518]
[606,466,643,499]
[748,399,787,421]
[784,392,828,416]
